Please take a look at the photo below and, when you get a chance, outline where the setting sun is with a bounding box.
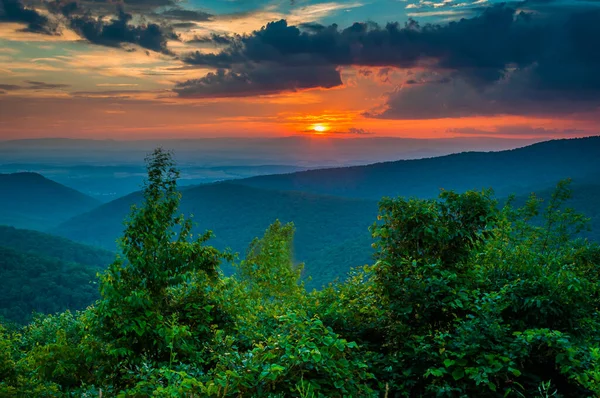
[312,124,329,133]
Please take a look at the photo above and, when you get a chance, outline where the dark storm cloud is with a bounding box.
[173,64,342,98]
[177,4,600,114]
[188,33,234,45]
[0,0,58,34]
[182,9,540,74]
[52,0,176,15]
[0,0,180,54]
[66,6,178,54]
[178,7,541,98]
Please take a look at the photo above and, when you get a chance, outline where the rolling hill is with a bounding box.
[0,227,115,324]
[52,137,600,287]
[54,183,379,287]
[233,136,600,200]
[0,172,100,230]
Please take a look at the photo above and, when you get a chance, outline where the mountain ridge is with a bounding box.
[0,172,100,230]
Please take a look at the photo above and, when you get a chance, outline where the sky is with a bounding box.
[1,0,600,140]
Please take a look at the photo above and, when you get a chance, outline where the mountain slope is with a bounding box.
[0,225,114,268]
[233,136,600,200]
[0,172,100,230]
[0,226,116,324]
[54,182,379,287]
[0,246,99,325]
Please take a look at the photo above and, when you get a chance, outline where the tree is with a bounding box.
[370,183,600,397]
[90,148,233,390]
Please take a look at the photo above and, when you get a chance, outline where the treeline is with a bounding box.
[1,149,600,397]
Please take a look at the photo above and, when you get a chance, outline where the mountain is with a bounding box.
[0,172,100,230]
[0,227,114,324]
[0,163,313,201]
[54,183,379,287]
[0,136,539,167]
[233,137,600,200]
[53,137,600,287]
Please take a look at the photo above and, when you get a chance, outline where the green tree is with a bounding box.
[90,148,233,390]
[370,182,600,397]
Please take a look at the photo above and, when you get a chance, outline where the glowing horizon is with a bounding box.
[1,0,599,142]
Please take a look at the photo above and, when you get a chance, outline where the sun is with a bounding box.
[311,124,328,133]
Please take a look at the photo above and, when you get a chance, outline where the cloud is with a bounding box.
[447,126,588,138]
[0,0,59,34]
[0,83,20,90]
[173,64,342,98]
[155,8,212,22]
[187,33,234,45]
[1,0,182,53]
[174,3,600,113]
[54,0,177,15]
[25,80,69,89]
[0,80,70,90]
[177,8,541,96]
[302,126,374,135]
[66,6,178,54]
[346,127,373,135]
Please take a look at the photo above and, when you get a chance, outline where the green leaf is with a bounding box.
[452,369,465,380]
[444,359,455,368]
[311,350,322,362]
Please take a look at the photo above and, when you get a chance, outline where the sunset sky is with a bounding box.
[1,0,599,140]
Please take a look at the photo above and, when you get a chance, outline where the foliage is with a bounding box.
[0,246,99,325]
[1,149,599,397]
[368,180,600,397]
[90,148,234,390]
[0,225,113,325]
[0,225,114,268]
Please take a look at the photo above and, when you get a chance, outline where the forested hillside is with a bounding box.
[235,137,600,200]
[2,149,599,397]
[0,173,100,230]
[0,247,98,325]
[53,137,600,287]
[0,226,114,268]
[54,183,378,286]
[0,227,114,324]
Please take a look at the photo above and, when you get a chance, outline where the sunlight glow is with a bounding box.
[312,124,328,133]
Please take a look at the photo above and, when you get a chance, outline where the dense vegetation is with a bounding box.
[0,227,113,325]
[0,247,99,325]
[2,148,599,397]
